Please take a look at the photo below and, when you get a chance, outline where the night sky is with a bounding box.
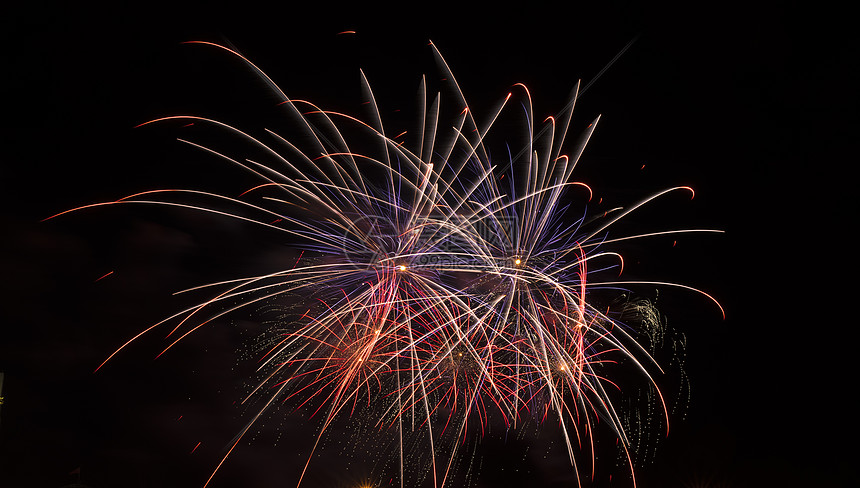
[2,3,856,488]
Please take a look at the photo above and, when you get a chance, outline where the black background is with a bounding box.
[2,2,857,487]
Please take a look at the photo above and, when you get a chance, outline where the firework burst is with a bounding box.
[47,39,723,487]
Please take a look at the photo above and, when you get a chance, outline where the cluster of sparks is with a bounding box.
[50,40,723,487]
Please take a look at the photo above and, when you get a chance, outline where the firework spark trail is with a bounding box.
[48,39,724,487]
